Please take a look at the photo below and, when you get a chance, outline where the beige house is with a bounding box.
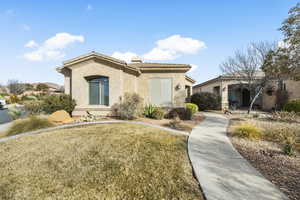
[193,72,300,111]
[57,52,195,116]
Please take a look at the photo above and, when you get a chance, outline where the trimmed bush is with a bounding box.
[233,123,262,140]
[23,100,44,115]
[284,99,300,113]
[153,108,165,120]
[191,92,221,111]
[42,94,76,115]
[113,93,143,120]
[6,116,54,136]
[186,103,198,115]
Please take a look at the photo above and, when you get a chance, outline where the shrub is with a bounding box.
[42,94,76,115]
[275,89,289,110]
[168,116,182,129]
[8,95,20,104]
[284,99,300,113]
[6,116,54,136]
[270,111,298,122]
[144,104,156,118]
[21,95,38,101]
[23,100,44,115]
[153,108,165,120]
[191,92,221,111]
[7,105,25,120]
[233,123,262,140]
[114,93,143,120]
[166,108,192,120]
[186,103,198,115]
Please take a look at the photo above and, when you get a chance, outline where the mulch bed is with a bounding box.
[231,138,300,200]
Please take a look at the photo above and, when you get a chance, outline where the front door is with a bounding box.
[242,89,250,107]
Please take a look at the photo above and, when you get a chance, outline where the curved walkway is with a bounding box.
[188,112,288,200]
[0,120,188,143]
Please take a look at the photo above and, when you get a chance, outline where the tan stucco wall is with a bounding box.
[137,72,186,107]
[64,60,190,116]
[285,80,300,100]
[69,60,137,115]
[193,81,221,94]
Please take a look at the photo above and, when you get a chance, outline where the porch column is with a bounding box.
[221,82,229,110]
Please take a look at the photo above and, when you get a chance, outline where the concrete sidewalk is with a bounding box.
[188,112,288,200]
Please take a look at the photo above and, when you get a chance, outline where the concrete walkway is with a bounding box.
[188,112,288,200]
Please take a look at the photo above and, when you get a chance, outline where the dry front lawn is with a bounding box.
[0,123,203,200]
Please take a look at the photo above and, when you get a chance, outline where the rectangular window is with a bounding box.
[89,77,109,106]
[150,78,172,106]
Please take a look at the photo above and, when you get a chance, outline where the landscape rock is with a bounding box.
[48,110,74,124]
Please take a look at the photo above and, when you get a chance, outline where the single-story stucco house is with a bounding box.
[193,71,300,111]
[57,52,195,116]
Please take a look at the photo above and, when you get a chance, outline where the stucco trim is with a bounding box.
[185,75,196,84]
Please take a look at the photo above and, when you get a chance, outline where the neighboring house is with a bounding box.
[57,52,195,116]
[193,71,300,111]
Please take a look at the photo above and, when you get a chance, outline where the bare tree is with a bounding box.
[220,41,276,114]
[7,79,25,95]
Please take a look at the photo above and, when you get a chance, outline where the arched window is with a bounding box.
[88,77,109,106]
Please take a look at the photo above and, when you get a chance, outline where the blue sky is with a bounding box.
[0,0,298,85]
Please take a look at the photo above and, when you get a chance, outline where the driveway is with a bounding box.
[0,109,11,124]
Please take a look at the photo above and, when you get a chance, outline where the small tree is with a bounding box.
[24,83,34,91]
[36,83,49,92]
[7,79,25,95]
[262,3,300,83]
[220,41,276,113]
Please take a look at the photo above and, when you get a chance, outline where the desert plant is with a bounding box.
[233,123,262,140]
[283,143,295,156]
[23,100,44,115]
[191,92,221,111]
[270,111,298,122]
[168,116,182,129]
[263,125,299,145]
[42,94,76,115]
[153,108,165,120]
[186,103,198,115]
[144,104,156,118]
[114,93,143,120]
[6,116,54,136]
[284,99,300,113]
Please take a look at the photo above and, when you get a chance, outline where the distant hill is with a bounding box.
[32,82,63,91]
